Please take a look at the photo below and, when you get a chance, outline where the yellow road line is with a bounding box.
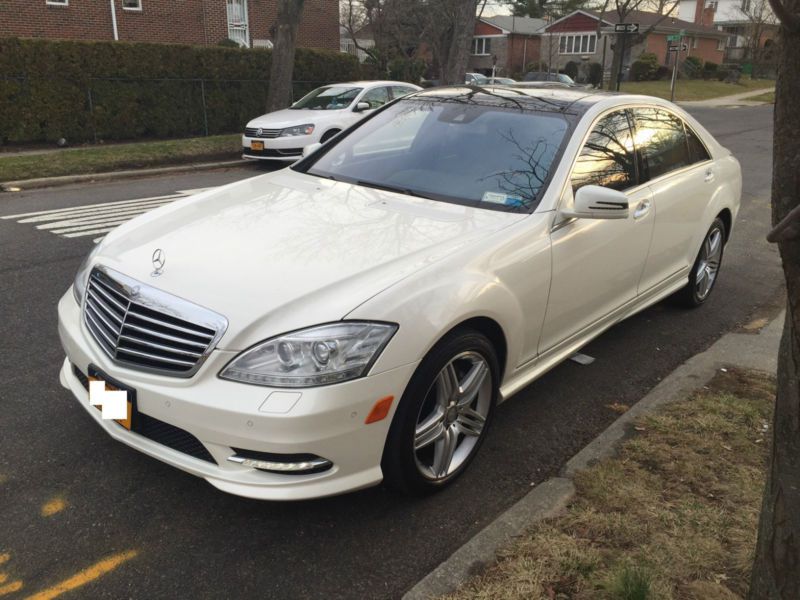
[0,554,9,565]
[40,498,67,518]
[0,580,23,596]
[24,550,138,600]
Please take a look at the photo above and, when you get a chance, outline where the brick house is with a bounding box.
[542,9,729,78]
[0,0,339,50]
[468,15,545,77]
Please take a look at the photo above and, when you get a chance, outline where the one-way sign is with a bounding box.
[614,23,640,33]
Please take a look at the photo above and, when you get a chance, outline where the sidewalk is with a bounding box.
[404,310,783,599]
[679,87,775,107]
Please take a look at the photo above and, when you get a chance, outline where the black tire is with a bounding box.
[382,329,499,495]
[674,217,726,308]
[320,129,340,143]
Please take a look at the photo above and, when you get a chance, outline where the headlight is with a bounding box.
[280,124,314,137]
[72,243,102,305]
[219,322,397,388]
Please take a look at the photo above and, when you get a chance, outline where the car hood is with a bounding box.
[247,108,343,130]
[97,170,524,350]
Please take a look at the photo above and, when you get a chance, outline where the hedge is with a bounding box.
[0,38,361,144]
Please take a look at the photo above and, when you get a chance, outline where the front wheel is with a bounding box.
[675,217,726,307]
[382,329,499,495]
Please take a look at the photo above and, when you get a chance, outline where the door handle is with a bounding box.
[704,168,715,182]
[634,199,651,219]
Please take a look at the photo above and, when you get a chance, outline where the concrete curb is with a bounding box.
[403,311,784,600]
[0,159,257,192]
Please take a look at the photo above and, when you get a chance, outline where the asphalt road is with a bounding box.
[0,106,784,600]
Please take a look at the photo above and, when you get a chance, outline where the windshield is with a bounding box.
[298,97,571,213]
[291,86,362,110]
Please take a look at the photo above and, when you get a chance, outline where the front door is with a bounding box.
[539,109,655,354]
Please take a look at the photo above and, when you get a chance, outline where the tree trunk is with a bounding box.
[748,5,800,597]
[607,34,623,90]
[440,0,478,85]
[265,0,305,113]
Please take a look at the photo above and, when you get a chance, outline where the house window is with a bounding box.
[471,37,491,56]
[558,33,596,55]
[122,0,142,9]
[45,0,68,5]
[717,38,725,50]
[226,0,249,47]
[692,36,699,48]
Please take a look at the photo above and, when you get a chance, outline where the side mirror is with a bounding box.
[354,101,371,112]
[302,142,323,157]
[561,185,629,220]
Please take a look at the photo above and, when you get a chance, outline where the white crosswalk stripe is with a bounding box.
[1,188,214,242]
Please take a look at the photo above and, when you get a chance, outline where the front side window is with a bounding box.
[291,87,362,110]
[633,108,691,180]
[472,37,492,55]
[360,87,390,109]
[298,97,571,213]
[571,110,637,192]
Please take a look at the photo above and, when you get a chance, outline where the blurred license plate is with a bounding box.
[251,141,264,151]
[88,365,135,431]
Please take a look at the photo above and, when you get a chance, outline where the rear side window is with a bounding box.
[685,123,711,164]
[571,110,637,192]
[391,86,417,99]
[633,108,691,180]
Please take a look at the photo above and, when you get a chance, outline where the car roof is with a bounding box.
[327,81,420,88]
[407,85,669,116]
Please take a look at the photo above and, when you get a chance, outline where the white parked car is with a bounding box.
[242,80,421,162]
[59,87,740,500]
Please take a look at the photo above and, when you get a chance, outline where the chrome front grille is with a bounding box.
[83,267,227,377]
[244,127,281,139]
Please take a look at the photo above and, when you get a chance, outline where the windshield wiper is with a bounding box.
[356,180,431,200]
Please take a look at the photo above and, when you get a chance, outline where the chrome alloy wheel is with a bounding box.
[413,351,492,481]
[695,226,723,301]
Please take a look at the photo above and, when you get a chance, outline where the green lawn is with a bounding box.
[0,134,242,183]
[619,77,774,101]
[748,90,775,103]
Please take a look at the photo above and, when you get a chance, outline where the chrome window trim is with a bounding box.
[551,102,718,229]
[83,265,228,378]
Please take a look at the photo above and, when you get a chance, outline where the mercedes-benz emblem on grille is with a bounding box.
[256,127,263,136]
[151,248,166,277]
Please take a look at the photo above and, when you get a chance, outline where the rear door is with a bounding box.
[633,107,714,293]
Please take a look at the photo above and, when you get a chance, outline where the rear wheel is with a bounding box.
[675,217,726,307]
[382,329,498,495]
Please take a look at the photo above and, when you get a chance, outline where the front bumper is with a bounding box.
[57,290,417,500]
[241,134,307,161]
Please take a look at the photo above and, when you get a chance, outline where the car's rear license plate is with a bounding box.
[87,365,136,431]
[251,141,264,151]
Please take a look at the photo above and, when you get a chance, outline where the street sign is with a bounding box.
[666,34,680,41]
[668,43,689,52]
[614,23,640,33]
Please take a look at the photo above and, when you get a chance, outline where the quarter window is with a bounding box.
[472,37,492,55]
[633,108,691,180]
[571,110,637,192]
[685,123,711,163]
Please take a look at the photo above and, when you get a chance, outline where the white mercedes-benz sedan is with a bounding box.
[242,80,421,162]
[58,86,741,500]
